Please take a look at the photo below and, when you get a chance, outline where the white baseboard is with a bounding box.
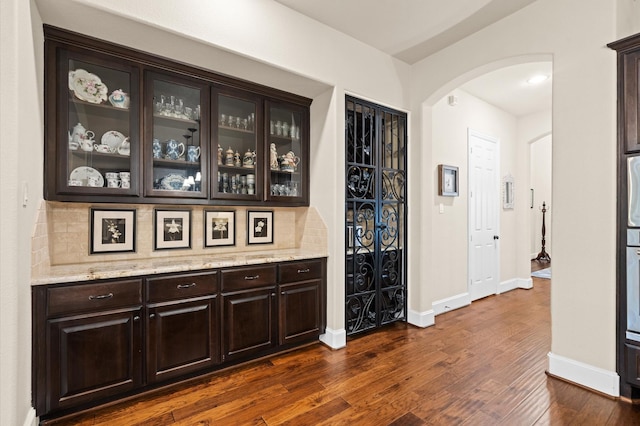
[498,277,533,294]
[433,292,471,316]
[407,308,435,328]
[547,352,620,397]
[23,407,37,426]
[320,327,346,349]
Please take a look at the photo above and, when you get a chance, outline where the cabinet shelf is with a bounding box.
[218,164,255,172]
[270,135,301,143]
[153,158,200,168]
[153,114,200,126]
[69,96,130,113]
[218,125,255,135]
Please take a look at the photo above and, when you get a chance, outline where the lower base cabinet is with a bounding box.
[33,258,326,419]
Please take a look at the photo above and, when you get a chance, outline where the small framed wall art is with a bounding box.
[438,164,459,197]
[247,210,273,245]
[154,208,191,250]
[90,208,136,254]
[204,210,235,247]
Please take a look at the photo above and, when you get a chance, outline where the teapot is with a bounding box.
[70,123,95,151]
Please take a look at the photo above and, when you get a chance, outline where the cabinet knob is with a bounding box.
[88,292,113,301]
[149,313,156,319]
[244,275,260,280]
[177,283,197,289]
[297,268,310,274]
[133,316,140,321]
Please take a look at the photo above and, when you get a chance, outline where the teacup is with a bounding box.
[105,172,119,180]
[119,171,130,181]
[94,144,112,153]
[87,176,101,187]
[121,180,130,189]
[107,178,121,188]
[69,140,80,150]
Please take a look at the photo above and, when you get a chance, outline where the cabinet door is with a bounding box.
[48,47,140,198]
[265,100,309,205]
[145,71,209,198]
[622,50,640,153]
[47,308,142,412]
[279,280,323,345]
[212,88,263,201]
[222,288,276,362]
[147,296,220,383]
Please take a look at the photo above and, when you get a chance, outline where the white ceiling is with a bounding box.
[274,0,550,117]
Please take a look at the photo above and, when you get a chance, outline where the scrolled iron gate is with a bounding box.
[345,96,407,336]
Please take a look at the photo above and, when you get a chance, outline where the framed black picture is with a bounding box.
[90,208,136,254]
[438,164,459,197]
[247,210,273,245]
[204,210,235,247]
[154,209,191,250]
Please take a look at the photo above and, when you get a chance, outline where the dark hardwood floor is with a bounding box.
[44,261,640,425]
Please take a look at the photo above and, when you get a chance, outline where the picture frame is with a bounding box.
[247,210,274,245]
[503,174,514,209]
[90,208,136,254]
[204,210,235,247]
[154,209,191,250]
[438,164,459,197]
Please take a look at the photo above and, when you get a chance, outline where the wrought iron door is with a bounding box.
[345,96,407,336]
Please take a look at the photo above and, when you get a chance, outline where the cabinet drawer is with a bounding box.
[146,271,218,303]
[47,279,142,317]
[221,265,277,292]
[279,259,323,283]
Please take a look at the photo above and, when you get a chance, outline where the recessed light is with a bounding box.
[526,74,549,85]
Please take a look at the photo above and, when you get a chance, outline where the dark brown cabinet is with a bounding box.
[33,258,326,419]
[610,32,640,400]
[278,260,325,345]
[221,265,277,362]
[145,271,220,383]
[44,25,310,206]
[33,279,143,414]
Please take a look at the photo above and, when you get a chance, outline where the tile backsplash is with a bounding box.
[32,201,327,276]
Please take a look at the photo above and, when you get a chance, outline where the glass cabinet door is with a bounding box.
[145,72,209,198]
[266,101,308,204]
[57,50,139,195]
[213,89,262,201]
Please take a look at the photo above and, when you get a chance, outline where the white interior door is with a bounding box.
[468,129,500,301]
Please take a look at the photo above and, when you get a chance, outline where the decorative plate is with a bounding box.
[68,69,108,104]
[160,173,185,190]
[69,166,104,187]
[101,130,126,152]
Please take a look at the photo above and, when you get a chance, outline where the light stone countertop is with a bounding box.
[32,248,328,286]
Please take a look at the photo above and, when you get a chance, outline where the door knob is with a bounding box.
[493,235,499,240]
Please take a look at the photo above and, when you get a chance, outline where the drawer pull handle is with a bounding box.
[636,249,640,256]
[88,293,113,301]
[244,275,260,280]
[177,283,197,289]
[297,268,310,274]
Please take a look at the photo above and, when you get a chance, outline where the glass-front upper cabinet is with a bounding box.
[51,49,140,197]
[213,88,262,201]
[145,71,209,198]
[266,101,308,204]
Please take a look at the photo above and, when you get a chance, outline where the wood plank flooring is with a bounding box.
[44,262,640,425]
